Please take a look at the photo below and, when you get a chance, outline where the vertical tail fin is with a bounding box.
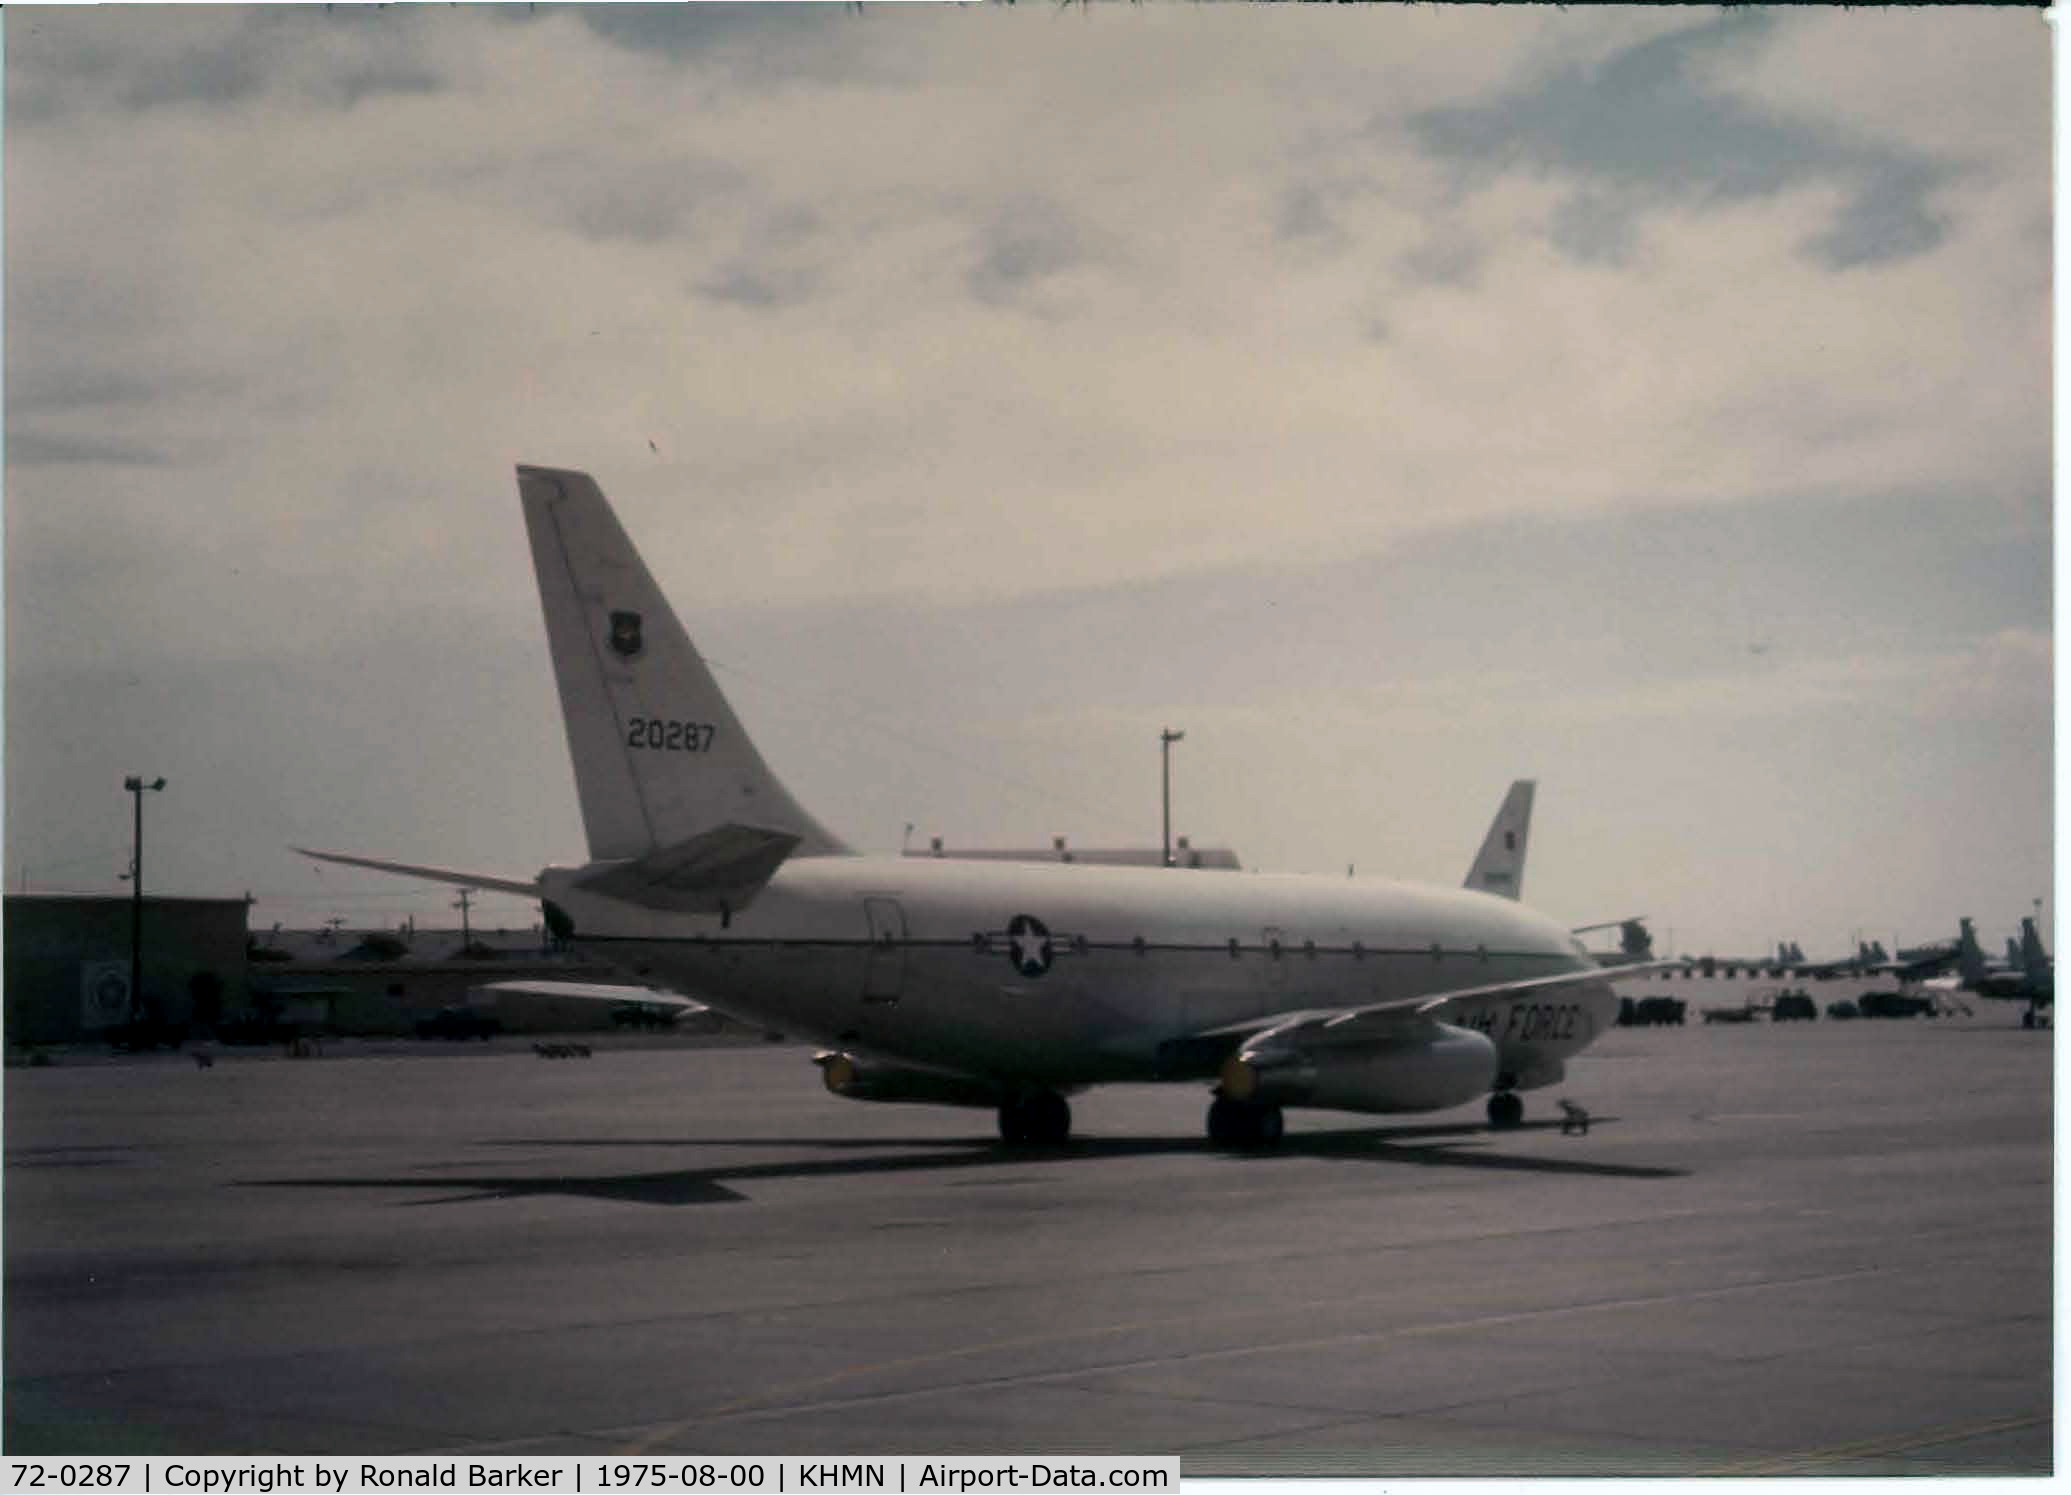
[1463,779,1534,900]
[517,466,848,863]
[2019,917,2049,979]
[1955,917,1986,981]
[1619,918,1653,958]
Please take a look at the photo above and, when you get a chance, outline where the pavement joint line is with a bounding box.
[615,1262,1890,1453]
[1707,1411,2053,1474]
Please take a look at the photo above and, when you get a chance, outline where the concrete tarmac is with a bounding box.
[4,1015,2052,1472]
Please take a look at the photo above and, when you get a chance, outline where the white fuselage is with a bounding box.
[540,856,1614,1094]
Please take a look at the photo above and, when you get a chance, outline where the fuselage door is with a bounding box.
[1261,925,1288,991]
[862,898,906,1005]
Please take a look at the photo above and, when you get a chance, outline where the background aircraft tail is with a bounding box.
[517,466,848,864]
[1956,917,1987,981]
[1463,779,1534,900]
[2018,917,2050,981]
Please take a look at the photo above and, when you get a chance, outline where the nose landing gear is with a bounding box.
[1486,1090,1524,1128]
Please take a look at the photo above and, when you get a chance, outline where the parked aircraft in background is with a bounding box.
[1685,942,1806,979]
[1675,937,1961,984]
[1462,780,1533,900]
[1936,916,2054,1027]
[1575,917,1656,969]
[1786,938,1957,982]
[1793,942,1876,979]
[301,466,1676,1146]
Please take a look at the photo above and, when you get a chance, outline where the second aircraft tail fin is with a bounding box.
[517,466,848,865]
[1463,779,1534,900]
[1955,917,1987,980]
[2018,916,2050,980]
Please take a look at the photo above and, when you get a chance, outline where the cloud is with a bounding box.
[573,5,857,79]
[1408,12,1963,270]
[8,9,450,122]
[7,432,169,468]
[4,9,2044,629]
[966,198,1106,311]
[549,153,747,245]
[1925,627,2054,715]
[9,369,163,415]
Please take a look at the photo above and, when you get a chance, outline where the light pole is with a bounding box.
[1160,728,1185,867]
[124,775,166,1022]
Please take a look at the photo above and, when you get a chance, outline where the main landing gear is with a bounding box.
[997,1090,1072,1146]
[1207,1095,1285,1148]
[1486,1091,1524,1129]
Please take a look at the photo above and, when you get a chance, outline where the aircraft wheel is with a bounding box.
[1252,1103,1285,1146]
[1000,1091,1071,1146]
[1025,1090,1071,1144]
[1207,1097,1284,1147]
[1487,1091,1524,1129]
[996,1101,1028,1145]
[2023,1011,2036,1029]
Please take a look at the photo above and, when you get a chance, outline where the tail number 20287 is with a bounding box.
[627,718,717,753]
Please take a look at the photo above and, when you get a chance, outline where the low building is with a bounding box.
[248,925,607,1036]
[5,894,250,1044]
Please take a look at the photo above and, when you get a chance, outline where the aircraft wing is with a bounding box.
[292,847,543,899]
[471,978,707,1013]
[1195,958,1690,1049]
[1882,950,1961,981]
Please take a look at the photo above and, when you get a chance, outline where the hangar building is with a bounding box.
[5,894,250,1044]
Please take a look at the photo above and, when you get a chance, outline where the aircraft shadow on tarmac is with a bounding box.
[242,1119,1686,1208]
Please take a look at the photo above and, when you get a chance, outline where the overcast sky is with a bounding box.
[4,5,2051,960]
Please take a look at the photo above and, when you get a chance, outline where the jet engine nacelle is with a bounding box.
[1220,1023,1497,1115]
[815,1052,1003,1109]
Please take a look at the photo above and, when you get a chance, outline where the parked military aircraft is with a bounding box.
[1462,779,1533,900]
[1574,917,1655,969]
[300,467,1674,1146]
[1939,916,2053,1027]
[1686,942,1805,979]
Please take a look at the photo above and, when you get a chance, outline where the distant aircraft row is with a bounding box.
[1579,916,2051,1028]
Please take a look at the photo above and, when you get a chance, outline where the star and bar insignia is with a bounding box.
[974,914,1084,978]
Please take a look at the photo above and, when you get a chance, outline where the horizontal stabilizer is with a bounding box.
[292,847,542,900]
[569,822,801,913]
